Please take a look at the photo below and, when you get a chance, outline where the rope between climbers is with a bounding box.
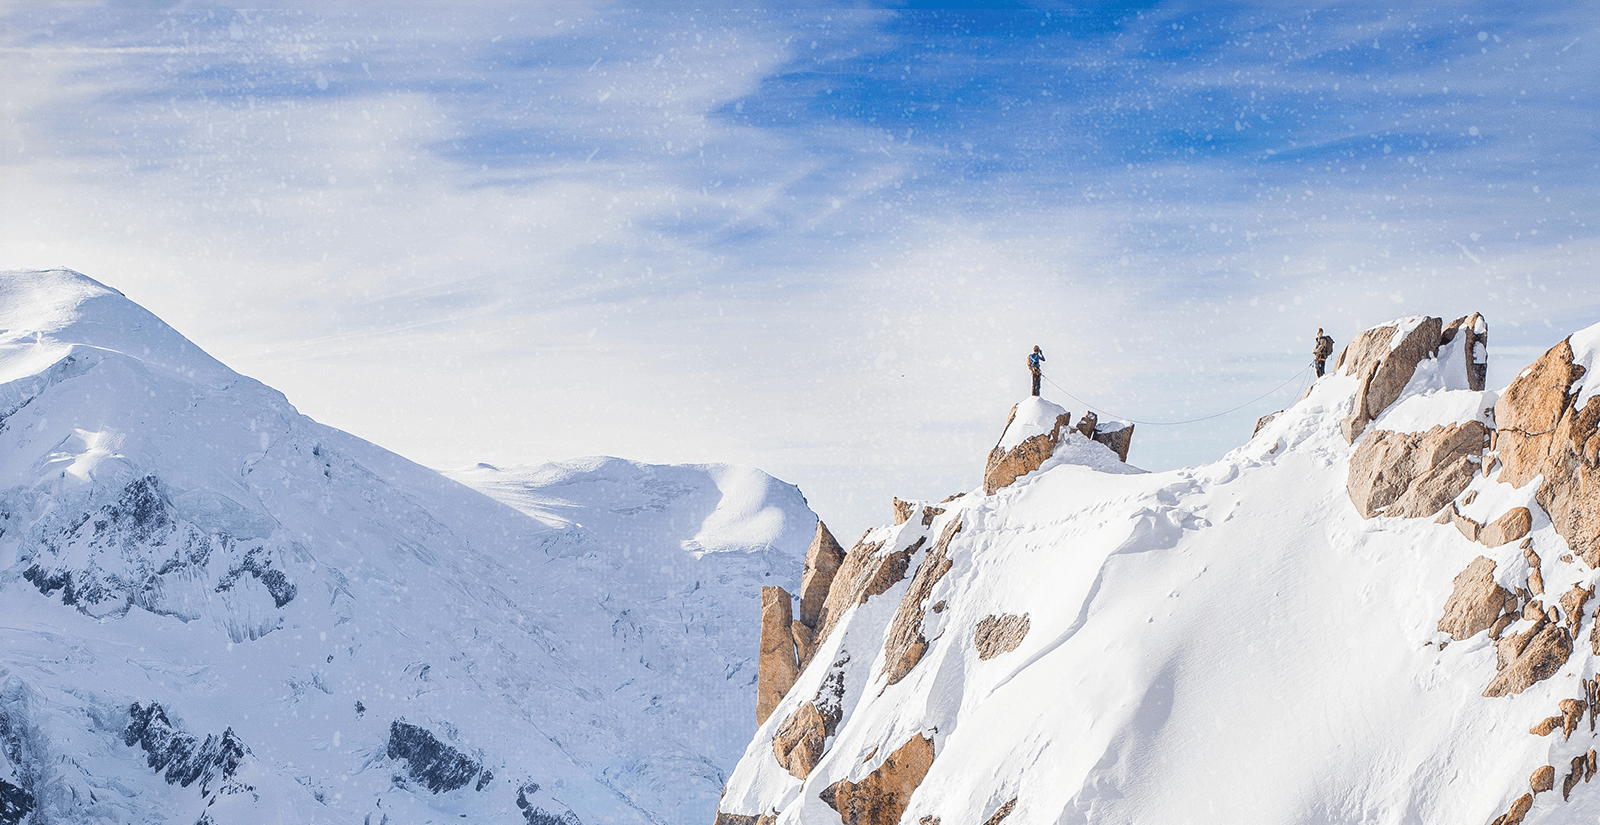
[1041,364,1313,427]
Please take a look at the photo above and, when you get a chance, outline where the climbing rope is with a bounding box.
[1040,363,1313,427]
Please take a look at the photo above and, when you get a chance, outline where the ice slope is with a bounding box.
[721,318,1600,824]
[0,269,816,825]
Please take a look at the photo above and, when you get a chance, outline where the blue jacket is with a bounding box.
[1028,351,1044,370]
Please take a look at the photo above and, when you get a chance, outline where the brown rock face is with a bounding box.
[758,586,800,725]
[799,521,848,629]
[1531,764,1555,794]
[983,406,1074,495]
[974,614,1031,660]
[1566,755,1588,800]
[772,701,829,780]
[1437,556,1515,641]
[1092,422,1135,463]
[821,734,935,825]
[1347,421,1488,518]
[1562,698,1589,740]
[1560,585,1593,638]
[1485,613,1574,698]
[881,519,964,686]
[1489,793,1533,825]
[1495,337,1600,565]
[1480,507,1533,548]
[1340,316,1443,443]
[809,537,917,665]
[893,499,915,526]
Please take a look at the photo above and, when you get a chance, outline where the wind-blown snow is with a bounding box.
[0,269,815,825]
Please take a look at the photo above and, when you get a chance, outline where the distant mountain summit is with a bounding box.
[716,313,1600,825]
[0,269,817,824]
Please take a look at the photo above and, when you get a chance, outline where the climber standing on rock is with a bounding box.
[1313,329,1335,378]
[1028,346,1045,396]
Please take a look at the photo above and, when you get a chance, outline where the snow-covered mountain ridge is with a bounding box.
[0,269,819,824]
[717,312,1600,825]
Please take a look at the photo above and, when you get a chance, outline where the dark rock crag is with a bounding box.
[386,720,488,794]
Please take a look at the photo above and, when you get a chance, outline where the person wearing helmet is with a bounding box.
[1028,346,1045,396]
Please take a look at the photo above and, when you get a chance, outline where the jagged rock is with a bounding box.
[881,519,964,686]
[1436,557,1515,641]
[919,506,945,528]
[1532,764,1555,794]
[1092,421,1135,463]
[809,538,917,661]
[1480,507,1533,548]
[974,614,1031,660]
[124,702,249,792]
[893,499,915,526]
[1486,614,1573,698]
[799,521,847,629]
[1567,755,1587,800]
[1452,508,1482,542]
[1347,422,1488,518]
[1524,545,1545,596]
[0,778,33,825]
[758,586,800,726]
[983,399,1074,495]
[1561,585,1594,637]
[771,702,829,780]
[386,720,484,794]
[1562,698,1588,739]
[1495,336,1600,565]
[1532,716,1562,736]
[1489,793,1532,825]
[1589,749,1598,781]
[1440,313,1490,391]
[515,785,582,825]
[820,734,935,825]
[1253,411,1281,437]
[713,812,776,825]
[982,798,1018,825]
[1075,411,1098,440]
[1340,316,1444,443]
[792,621,817,671]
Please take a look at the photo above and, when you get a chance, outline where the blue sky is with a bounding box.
[3,3,1597,538]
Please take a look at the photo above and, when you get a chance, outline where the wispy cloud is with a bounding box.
[2,3,1596,536]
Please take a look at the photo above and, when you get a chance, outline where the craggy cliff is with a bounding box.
[717,313,1600,825]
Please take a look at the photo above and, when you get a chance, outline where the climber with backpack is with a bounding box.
[1313,329,1335,377]
[1028,346,1045,396]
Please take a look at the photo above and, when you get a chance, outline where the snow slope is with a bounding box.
[720,315,1600,824]
[0,269,816,825]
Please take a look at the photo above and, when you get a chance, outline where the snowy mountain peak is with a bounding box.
[717,311,1600,825]
[0,269,817,824]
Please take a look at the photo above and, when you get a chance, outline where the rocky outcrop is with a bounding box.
[1495,336,1600,565]
[125,701,249,792]
[799,521,847,629]
[820,734,935,825]
[981,798,1018,825]
[1531,764,1555,794]
[772,702,829,780]
[1480,507,1533,548]
[881,518,964,686]
[1486,611,1574,698]
[758,586,800,725]
[983,402,1073,495]
[1338,316,1444,443]
[386,720,491,794]
[974,614,1031,660]
[1437,557,1515,641]
[1347,421,1488,518]
[810,538,917,663]
[893,499,915,526]
[1092,421,1135,463]
[713,812,776,825]
[1489,793,1532,825]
